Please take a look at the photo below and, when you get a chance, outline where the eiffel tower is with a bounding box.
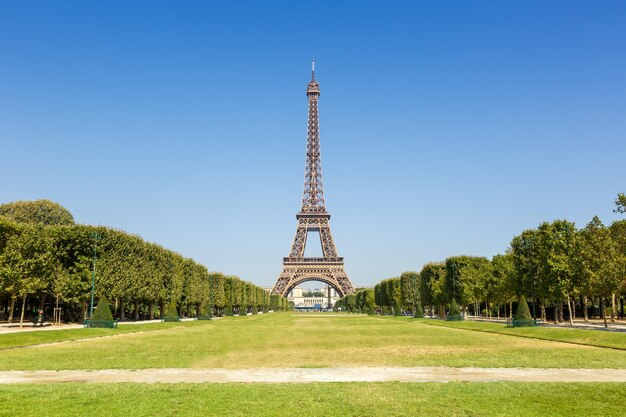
[271,63,355,298]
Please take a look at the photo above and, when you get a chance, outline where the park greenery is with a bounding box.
[0,199,290,326]
[2,382,625,417]
[2,314,625,370]
[338,195,626,327]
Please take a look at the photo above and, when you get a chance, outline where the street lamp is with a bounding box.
[89,232,101,319]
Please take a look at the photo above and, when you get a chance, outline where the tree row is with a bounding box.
[340,196,626,327]
[0,200,290,326]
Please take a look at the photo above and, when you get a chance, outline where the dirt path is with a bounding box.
[1,367,625,384]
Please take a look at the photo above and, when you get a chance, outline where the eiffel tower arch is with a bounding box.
[271,63,355,298]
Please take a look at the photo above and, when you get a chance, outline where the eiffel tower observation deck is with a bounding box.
[271,63,355,297]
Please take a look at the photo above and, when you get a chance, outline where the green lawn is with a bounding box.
[1,313,625,370]
[0,382,624,417]
[0,321,196,349]
[416,318,626,350]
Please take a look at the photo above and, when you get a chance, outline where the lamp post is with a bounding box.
[89,232,101,319]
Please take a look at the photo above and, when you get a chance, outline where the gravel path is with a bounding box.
[1,367,625,384]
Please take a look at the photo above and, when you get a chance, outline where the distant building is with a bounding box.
[288,284,340,309]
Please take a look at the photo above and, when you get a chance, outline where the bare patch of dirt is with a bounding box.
[1,367,625,384]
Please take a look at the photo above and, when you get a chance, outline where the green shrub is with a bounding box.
[198,303,212,320]
[92,296,113,321]
[414,301,424,318]
[447,299,463,321]
[224,306,234,316]
[163,302,180,322]
[252,306,258,315]
[513,295,534,327]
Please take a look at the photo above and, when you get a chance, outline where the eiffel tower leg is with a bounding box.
[318,223,338,258]
[289,224,308,258]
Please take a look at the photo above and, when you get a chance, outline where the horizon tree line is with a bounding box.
[339,194,626,327]
[0,199,290,326]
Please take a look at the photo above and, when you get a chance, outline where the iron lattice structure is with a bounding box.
[271,64,355,298]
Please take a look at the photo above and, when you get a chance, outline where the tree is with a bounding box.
[491,253,517,319]
[537,220,579,325]
[579,217,623,327]
[0,225,55,326]
[400,271,420,314]
[0,200,74,226]
[445,256,491,316]
[419,262,446,317]
[614,193,626,214]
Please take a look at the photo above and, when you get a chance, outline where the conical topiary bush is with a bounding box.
[513,295,534,327]
[414,301,424,318]
[163,301,180,322]
[89,295,116,328]
[447,299,463,321]
[198,302,213,320]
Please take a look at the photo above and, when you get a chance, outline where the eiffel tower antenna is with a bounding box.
[271,64,355,298]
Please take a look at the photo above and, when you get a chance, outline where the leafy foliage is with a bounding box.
[447,299,463,321]
[0,200,74,226]
[92,296,114,321]
[163,302,179,321]
[614,193,626,214]
[515,295,532,320]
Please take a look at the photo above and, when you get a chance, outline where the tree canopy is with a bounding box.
[0,200,75,226]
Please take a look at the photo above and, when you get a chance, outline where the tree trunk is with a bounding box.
[148,303,154,320]
[559,304,564,323]
[570,298,576,320]
[611,293,617,322]
[583,296,589,322]
[120,301,125,321]
[80,300,87,321]
[8,295,16,324]
[19,295,27,328]
[38,294,47,325]
[509,301,513,319]
[601,297,608,328]
[134,301,139,321]
[160,303,164,319]
[554,306,559,324]
[566,296,573,326]
[541,303,546,322]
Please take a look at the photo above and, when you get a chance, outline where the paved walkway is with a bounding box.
[1,367,625,384]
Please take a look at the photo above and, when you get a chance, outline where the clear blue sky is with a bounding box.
[1,1,625,288]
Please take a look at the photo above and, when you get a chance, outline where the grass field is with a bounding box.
[2,313,626,416]
[1,313,625,370]
[1,382,625,417]
[0,321,193,349]
[418,318,626,350]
